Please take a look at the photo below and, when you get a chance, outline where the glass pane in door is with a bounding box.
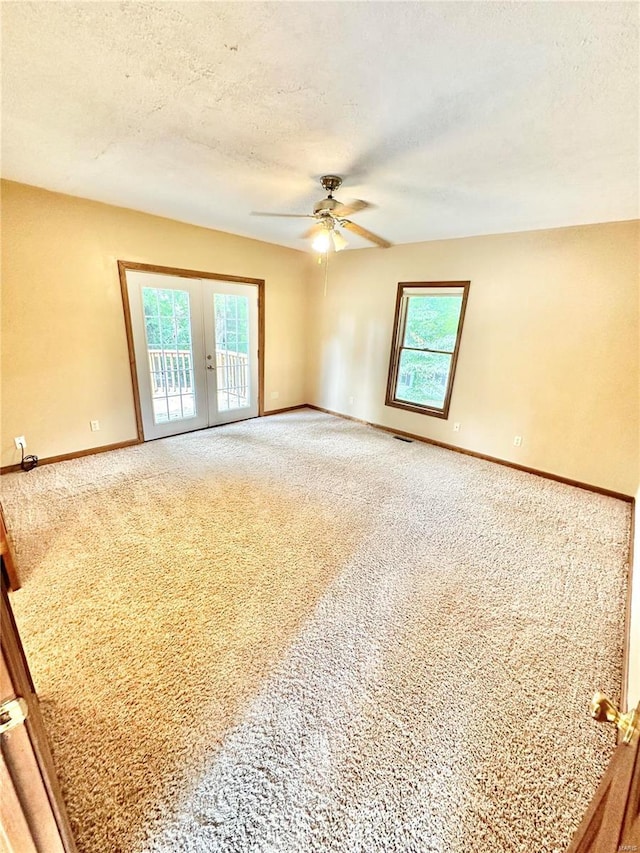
[142,287,196,424]
[213,293,250,412]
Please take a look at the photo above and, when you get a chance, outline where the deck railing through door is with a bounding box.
[148,349,248,400]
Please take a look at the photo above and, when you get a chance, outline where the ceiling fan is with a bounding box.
[252,175,392,251]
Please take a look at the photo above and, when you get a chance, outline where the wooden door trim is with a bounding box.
[117,261,266,440]
[621,503,635,715]
[118,260,264,286]
[0,503,20,591]
[1,575,77,851]
[117,262,145,442]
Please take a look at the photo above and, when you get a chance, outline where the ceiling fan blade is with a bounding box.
[301,222,324,239]
[251,212,315,218]
[331,199,371,217]
[341,220,392,248]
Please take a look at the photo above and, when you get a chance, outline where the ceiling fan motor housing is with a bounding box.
[313,197,341,216]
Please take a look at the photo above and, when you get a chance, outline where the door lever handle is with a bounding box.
[590,693,638,743]
[207,365,216,370]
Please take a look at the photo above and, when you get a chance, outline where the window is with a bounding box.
[386,281,470,419]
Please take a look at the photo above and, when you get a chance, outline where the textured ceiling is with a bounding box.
[2,2,638,251]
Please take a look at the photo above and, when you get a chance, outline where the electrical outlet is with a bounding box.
[270,391,279,400]
[453,422,461,432]
[14,436,26,450]
[348,396,354,405]
[90,420,100,432]
[513,435,522,447]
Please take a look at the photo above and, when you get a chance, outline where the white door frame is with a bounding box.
[118,262,264,442]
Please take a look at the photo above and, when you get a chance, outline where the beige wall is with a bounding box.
[1,181,308,467]
[306,221,639,496]
[7,183,634,489]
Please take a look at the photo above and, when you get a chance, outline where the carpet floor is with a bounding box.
[1,410,630,853]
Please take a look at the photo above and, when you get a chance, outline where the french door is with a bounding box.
[125,270,260,440]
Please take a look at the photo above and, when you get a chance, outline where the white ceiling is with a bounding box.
[2,2,638,251]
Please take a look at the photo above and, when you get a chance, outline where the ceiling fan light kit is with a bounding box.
[310,215,349,254]
[331,229,348,252]
[252,175,392,252]
[312,230,332,253]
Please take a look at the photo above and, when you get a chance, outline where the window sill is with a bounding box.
[385,398,450,419]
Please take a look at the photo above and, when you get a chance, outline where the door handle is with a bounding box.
[0,697,28,734]
[590,693,638,743]
[207,365,216,370]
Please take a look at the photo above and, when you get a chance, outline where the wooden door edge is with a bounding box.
[1,580,77,851]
